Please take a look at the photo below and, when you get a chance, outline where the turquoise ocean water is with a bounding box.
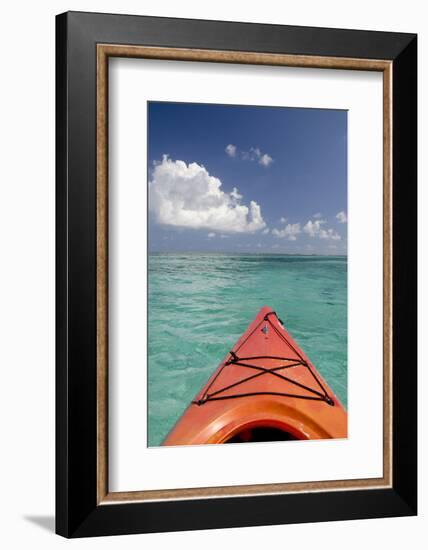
[148,253,347,446]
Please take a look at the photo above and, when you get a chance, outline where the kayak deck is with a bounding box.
[162,306,347,445]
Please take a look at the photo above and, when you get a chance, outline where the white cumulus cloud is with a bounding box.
[272,223,301,241]
[230,187,242,200]
[303,219,325,237]
[259,153,273,167]
[225,144,237,157]
[319,228,341,240]
[226,144,273,167]
[336,210,347,223]
[149,156,266,234]
[207,232,216,238]
[303,219,341,241]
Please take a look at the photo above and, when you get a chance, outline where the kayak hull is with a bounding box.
[162,306,347,445]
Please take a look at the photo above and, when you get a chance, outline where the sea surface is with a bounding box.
[148,253,347,446]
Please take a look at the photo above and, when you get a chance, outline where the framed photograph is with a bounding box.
[56,11,417,537]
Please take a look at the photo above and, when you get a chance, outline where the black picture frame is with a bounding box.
[56,11,417,538]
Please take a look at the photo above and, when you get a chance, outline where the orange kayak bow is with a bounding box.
[162,306,347,445]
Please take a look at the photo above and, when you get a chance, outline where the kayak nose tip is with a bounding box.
[260,305,274,316]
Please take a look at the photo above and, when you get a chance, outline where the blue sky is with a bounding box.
[148,102,347,254]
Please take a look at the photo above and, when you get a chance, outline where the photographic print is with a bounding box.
[57,13,417,536]
[148,101,348,446]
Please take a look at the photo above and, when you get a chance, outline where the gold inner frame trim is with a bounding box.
[96,44,393,504]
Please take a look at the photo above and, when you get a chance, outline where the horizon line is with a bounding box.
[148,250,347,257]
